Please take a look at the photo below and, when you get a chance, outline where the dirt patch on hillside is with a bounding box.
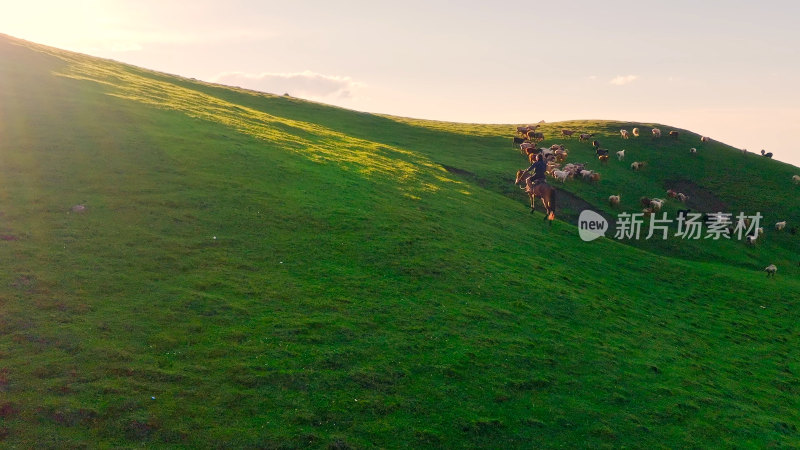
[664,179,727,212]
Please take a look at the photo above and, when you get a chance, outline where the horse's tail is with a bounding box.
[548,189,556,221]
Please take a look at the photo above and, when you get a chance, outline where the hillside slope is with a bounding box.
[1,34,799,448]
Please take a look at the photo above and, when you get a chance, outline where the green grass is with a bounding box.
[1,34,800,448]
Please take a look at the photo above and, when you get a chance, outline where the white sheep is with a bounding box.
[792,175,800,184]
[631,162,640,171]
[776,221,787,231]
[620,129,630,139]
[552,170,569,182]
[652,128,662,138]
[616,149,625,161]
[632,127,640,137]
[650,198,665,211]
[746,234,758,245]
[608,195,620,207]
[689,148,697,155]
[700,136,710,143]
[764,264,777,277]
[580,169,593,179]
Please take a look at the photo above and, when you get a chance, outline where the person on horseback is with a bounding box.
[522,153,547,192]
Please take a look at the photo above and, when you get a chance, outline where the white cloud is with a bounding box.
[211,70,365,100]
[610,75,638,86]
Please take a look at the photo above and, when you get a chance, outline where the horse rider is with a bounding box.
[522,153,547,192]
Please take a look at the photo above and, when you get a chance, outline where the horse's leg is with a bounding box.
[530,194,536,213]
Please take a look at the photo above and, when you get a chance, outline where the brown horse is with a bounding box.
[515,170,556,222]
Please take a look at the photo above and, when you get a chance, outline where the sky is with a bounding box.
[2,0,799,168]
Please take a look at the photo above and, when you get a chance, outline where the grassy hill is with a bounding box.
[1,34,799,448]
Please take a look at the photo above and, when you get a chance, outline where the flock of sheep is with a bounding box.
[512,124,798,277]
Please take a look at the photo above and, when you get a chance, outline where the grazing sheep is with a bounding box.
[652,128,662,138]
[761,149,773,158]
[608,195,620,207]
[700,136,710,143]
[528,131,545,142]
[666,189,677,198]
[669,130,679,138]
[793,175,800,184]
[517,126,530,135]
[689,147,697,155]
[746,234,758,245]
[512,136,528,147]
[632,127,640,137]
[580,170,593,180]
[562,129,576,138]
[764,264,777,277]
[649,198,664,211]
[676,193,688,203]
[776,221,787,231]
[620,129,630,139]
[631,161,647,171]
[552,170,569,183]
[590,172,601,182]
[616,149,625,161]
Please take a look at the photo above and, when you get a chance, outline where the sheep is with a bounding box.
[590,172,601,182]
[632,127,640,137]
[700,136,710,143]
[561,129,576,138]
[669,130,679,138]
[580,169,594,179]
[666,189,678,198]
[513,136,528,147]
[528,131,545,142]
[761,149,773,158]
[631,161,647,171]
[758,227,764,235]
[608,195,620,207]
[746,234,758,245]
[579,133,594,142]
[793,175,800,184]
[689,147,697,155]
[652,128,662,138]
[676,193,688,203]
[616,149,625,161]
[764,264,777,277]
[552,170,569,182]
[650,198,665,211]
[620,129,630,139]
[775,221,787,231]
[640,197,652,208]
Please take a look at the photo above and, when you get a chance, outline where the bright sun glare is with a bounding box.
[1,1,125,53]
